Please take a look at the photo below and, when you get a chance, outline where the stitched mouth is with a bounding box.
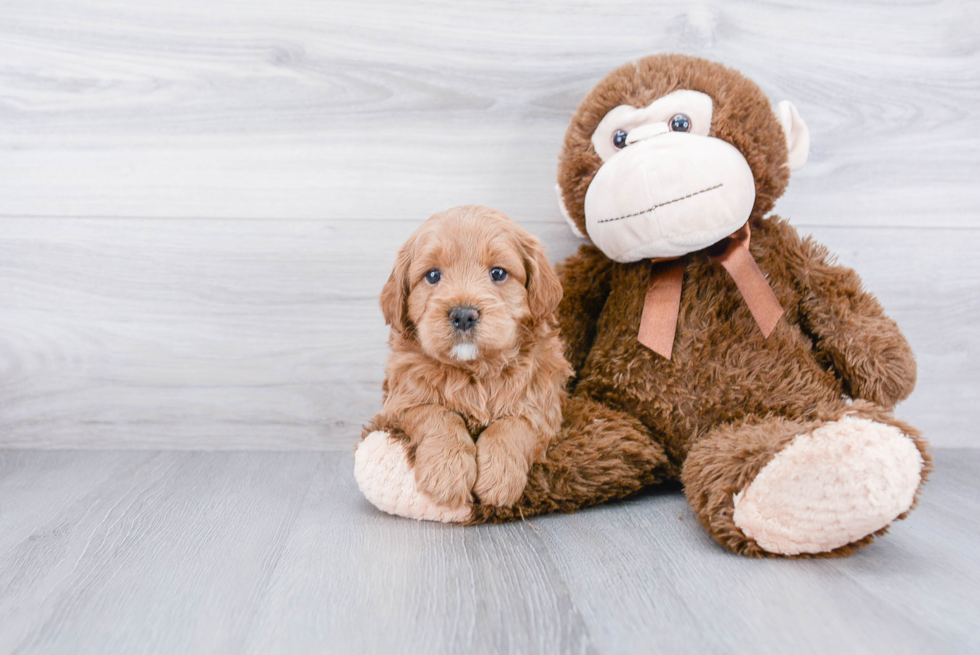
[596,183,724,224]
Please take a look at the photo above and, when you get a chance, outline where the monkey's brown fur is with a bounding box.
[471,55,930,557]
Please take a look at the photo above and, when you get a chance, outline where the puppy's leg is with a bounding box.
[473,417,541,507]
[402,405,477,509]
[354,429,473,522]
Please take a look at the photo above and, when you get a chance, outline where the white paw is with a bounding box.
[732,417,923,555]
[353,431,472,523]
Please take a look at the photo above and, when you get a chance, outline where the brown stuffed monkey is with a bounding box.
[355,54,930,558]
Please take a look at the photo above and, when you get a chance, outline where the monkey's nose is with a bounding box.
[449,306,480,332]
[625,122,670,146]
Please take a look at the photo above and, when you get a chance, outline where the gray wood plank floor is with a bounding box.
[1,448,977,654]
[1,0,978,450]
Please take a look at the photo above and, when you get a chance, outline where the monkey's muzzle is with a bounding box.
[584,131,756,263]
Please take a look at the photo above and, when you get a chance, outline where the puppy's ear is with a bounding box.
[519,232,563,320]
[380,246,413,335]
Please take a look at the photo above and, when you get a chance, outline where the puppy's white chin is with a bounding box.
[451,343,478,361]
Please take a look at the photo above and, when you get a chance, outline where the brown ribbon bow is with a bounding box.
[637,222,783,359]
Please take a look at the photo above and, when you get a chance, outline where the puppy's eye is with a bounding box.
[669,114,691,133]
[424,269,442,284]
[490,267,508,283]
[612,129,628,149]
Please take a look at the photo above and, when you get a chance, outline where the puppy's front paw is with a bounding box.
[474,439,529,507]
[413,440,478,509]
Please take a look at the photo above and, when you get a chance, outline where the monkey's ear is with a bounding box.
[777,101,810,171]
[555,183,587,239]
[379,247,413,335]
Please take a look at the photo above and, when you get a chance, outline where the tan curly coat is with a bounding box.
[365,206,572,509]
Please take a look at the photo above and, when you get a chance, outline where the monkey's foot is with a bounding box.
[732,416,924,556]
[353,431,473,523]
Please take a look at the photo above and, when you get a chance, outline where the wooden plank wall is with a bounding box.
[0,0,977,448]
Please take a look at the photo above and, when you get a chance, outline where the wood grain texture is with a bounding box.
[0,219,975,448]
[0,448,977,654]
[0,0,978,225]
[0,0,977,449]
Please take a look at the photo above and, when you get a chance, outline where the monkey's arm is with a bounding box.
[797,238,916,409]
[556,244,614,377]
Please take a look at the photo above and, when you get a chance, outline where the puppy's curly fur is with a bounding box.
[364,206,572,509]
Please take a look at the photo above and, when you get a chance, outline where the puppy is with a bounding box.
[364,205,572,509]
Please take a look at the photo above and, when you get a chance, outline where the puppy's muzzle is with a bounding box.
[449,306,480,333]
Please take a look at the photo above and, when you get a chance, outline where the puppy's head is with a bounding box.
[380,206,562,365]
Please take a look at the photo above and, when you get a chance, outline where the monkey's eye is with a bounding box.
[669,114,692,133]
[424,269,442,284]
[490,267,508,283]
[612,130,629,149]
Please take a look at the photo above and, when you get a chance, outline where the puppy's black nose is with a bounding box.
[449,306,480,332]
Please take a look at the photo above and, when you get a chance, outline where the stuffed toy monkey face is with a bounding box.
[585,90,756,261]
[557,56,810,262]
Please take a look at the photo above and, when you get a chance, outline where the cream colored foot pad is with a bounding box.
[354,431,472,523]
[733,417,923,555]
